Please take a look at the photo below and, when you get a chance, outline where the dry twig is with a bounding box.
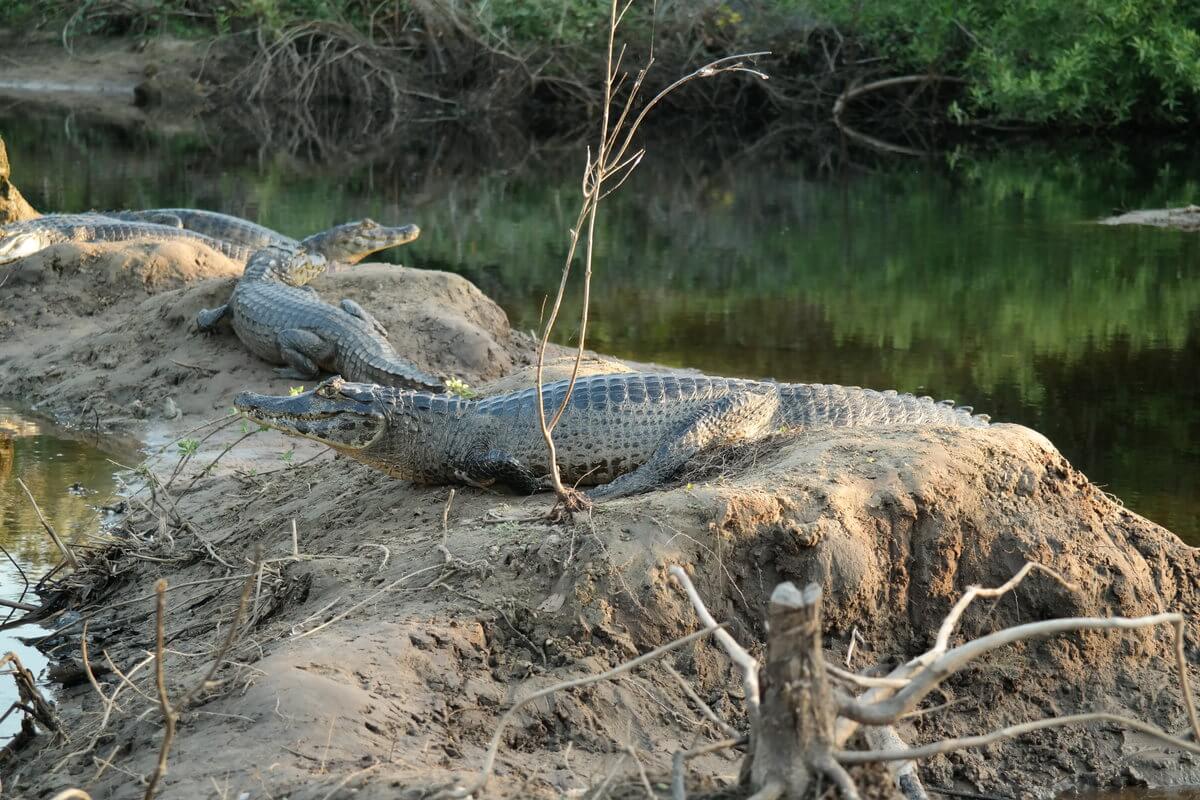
[437,624,723,798]
[17,478,78,569]
[144,579,178,800]
[533,0,768,509]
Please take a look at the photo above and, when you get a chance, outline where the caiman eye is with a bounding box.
[315,379,342,399]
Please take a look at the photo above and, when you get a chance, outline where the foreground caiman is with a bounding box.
[198,219,444,391]
[235,373,992,500]
[0,214,257,265]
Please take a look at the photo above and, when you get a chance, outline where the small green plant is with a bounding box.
[289,385,305,396]
[177,438,200,456]
[280,448,295,463]
[445,377,479,398]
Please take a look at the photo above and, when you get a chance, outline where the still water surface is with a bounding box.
[1,110,1198,543]
[0,404,132,740]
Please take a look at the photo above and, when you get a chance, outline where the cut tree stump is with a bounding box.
[751,581,836,796]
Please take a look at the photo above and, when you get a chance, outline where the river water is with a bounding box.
[1,108,1198,554]
[0,105,1199,786]
[0,404,133,740]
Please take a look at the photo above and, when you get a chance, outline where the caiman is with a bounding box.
[198,219,444,391]
[0,213,257,265]
[109,209,294,253]
[234,373,992,500]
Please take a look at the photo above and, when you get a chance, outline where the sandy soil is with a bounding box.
[0,34,207,120]
[1099,206,1200,232]
[1,241,1200,799]
[0,136,40,224]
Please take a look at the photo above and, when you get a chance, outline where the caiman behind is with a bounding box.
[199,219,444,391]
[235,373,993,500]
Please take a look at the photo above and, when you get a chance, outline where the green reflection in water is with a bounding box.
[2,112,1197,540]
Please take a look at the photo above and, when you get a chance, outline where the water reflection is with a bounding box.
[1,109,1197,540]
[0,405,133,741]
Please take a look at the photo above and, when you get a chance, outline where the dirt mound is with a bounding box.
[8,415,1200,798]
[2,241,1199,798]
[0,242,522,433]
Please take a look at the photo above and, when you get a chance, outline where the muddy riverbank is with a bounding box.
[1,239,1199,797]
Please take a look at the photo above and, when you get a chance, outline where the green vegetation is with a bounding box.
[810,0,1200,125]
[4,0,1197,127]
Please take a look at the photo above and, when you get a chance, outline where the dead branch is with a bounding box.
[671,735,747,800]
[17,478,78,569]
[0,651,62,736]
[836,613,1193,726]
[663,662,741,738]
[176,560,257,710]
[144,579,178,800]
[668,566,760,727]
[533,0,768,508]
[836,712,1200,764]
[437,624,724,799]
[832,75,965,157]
[750,582,837,796]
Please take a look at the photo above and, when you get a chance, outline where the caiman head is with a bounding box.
[302,218,420,265]
[269,219,420,286]
[235,377,388,454]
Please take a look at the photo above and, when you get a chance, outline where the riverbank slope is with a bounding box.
[1,240,1199,797]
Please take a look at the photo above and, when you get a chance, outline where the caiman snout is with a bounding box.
[235,377,388,450]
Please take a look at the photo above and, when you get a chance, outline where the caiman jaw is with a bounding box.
[234,377,387,450]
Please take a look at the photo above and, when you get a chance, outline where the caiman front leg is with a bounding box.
[275,329,336,379]
[196,304,229,332]
[587,388,781,501]
[455,448,543,494]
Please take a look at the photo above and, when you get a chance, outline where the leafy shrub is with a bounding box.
[808,0,1200,125]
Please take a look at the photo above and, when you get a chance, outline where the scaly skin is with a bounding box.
[199,219,444,391]
[109,209,294,253]
[0,214,255,265]
[235,373,993,500]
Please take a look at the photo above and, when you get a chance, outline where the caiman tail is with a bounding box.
[777,384,989,429]
[353,352,444,393]
[0,214,256,265]
[110,209,293,253]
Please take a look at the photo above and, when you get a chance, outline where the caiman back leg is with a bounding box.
[340,299,390,337]
[456,448,543,494]
[587,388,781,500]
[196,304,229,332]
[276,329,336,379]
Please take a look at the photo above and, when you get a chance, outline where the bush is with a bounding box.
[809,0,1200,125]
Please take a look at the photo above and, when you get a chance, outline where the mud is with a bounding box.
[1,240,1199,798]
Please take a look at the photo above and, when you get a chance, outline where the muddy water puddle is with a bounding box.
[0,404,136,742]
